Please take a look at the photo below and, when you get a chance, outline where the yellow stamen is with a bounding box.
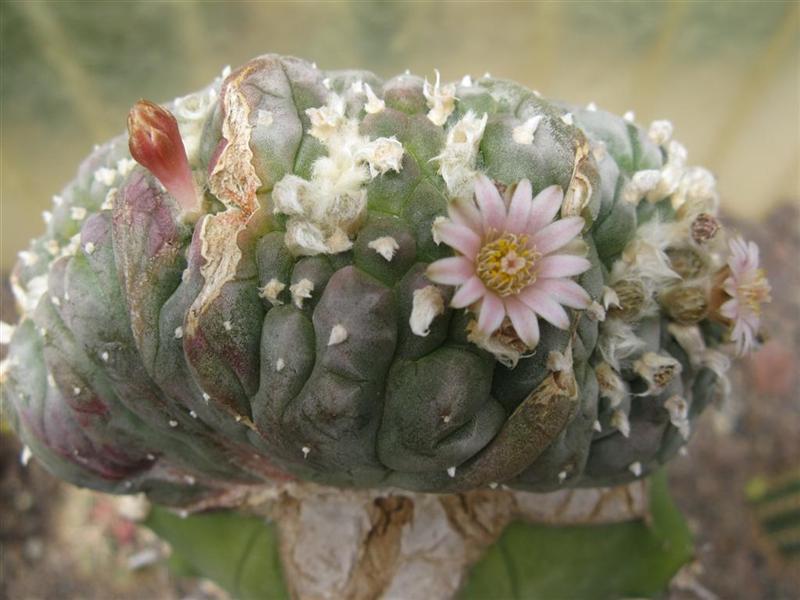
[476,233,540,296]
[739,269,771,315]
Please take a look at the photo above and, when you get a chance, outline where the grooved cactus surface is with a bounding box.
[3,54,741,507]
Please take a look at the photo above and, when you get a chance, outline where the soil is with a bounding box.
[1,204,798,600]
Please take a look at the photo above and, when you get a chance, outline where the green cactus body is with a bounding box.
[3,55,753,507]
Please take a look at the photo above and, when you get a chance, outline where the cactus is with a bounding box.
[2,54,769,509]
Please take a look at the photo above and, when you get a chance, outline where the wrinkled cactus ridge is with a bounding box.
[2,55,765,508]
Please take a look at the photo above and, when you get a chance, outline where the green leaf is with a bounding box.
[145,507,289,600]
[460,471,693,599]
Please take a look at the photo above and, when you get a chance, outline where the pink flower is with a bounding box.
[427,174,591,348]
[720,236,771,355]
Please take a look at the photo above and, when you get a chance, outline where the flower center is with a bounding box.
[739,269,771,314]
[476,233,540,296]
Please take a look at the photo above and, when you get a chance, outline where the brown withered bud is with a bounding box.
[661,285,709,324]
[127,100,198,213]
[690,213,720,245]
[609,279,647,321]
[665,246,705,280]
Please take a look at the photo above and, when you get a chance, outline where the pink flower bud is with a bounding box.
[127,100,197,213]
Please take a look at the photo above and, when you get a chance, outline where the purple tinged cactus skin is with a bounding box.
[3,54,762,507]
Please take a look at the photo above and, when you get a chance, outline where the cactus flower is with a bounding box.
[719,236,771,355]
[427,174,590,348]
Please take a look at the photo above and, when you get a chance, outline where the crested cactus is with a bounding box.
[2,54,770,511]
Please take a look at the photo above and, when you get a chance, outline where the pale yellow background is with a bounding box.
[2,1,798,270]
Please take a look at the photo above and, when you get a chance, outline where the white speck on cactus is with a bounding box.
[633,352,682,395]
[460,74,473,87]
[0,322,14,345]
[622,169,662,205]
[276,358,286,372]
[586,300,606,322]
[202,392,210,402]
[38,327,47,337]
[181,268,190,283]
[593,420,602,432]
[512,115,543,145]
[442,414,452,423]
[42,210,52,224]
[403,68,411,75]
[447,466,456,478]
[488,482,498,489]
[290,278,315,309]
[431,216,448,245]
[410,285,445,337]
[174,326,183,339]
[302,446,311,459]
[306,95,346,142]
[560,112,574,126]
[368,236,400,261]
[94,167,118,186]
[623,110,635,122]
[648,119,673,146]
[611,409,631,438]
[664,395,691,440]
[73,386,81,396]
[434,110,488,198]
[20,446,32,467]
[61,234,81,257]
[84,242,96,255]
[350,80,364,94]
[221,65,231,78]
[100,351,109,362]
[423,70,457,126]
[356,136,404,178]
[189,410,198,419]
[185,475,196,485]
[179,509,189,519]
[595,362,627,408]
[53,195,64,206]
[483,72,492,78]
[673,167,719,216]
[547,350,573,374]
[146,453,155,460]
[679,447,689,457]
[363,83,385,114]
[116,158,136,176]
[174,84,220,162]
[18,250,39,267]
[101,188,117,211]
[45,240,60,256]
[47,374,56,387]
[259,278,286,306]
[311,62,317,69]
[235,415,243,422]
[601,286,621,310]
[629,462,643,477]
[592,141,607,162]
[532,89,542,98]
[256,109,274,127]
[322,77,331,89]
[558,470,568,483]
[169,419,178,428]
[70,206,87,221]
[586,102,598,111]
[328,324,348,346]
[223,320,233,331]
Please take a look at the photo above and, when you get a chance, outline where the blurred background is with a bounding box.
[1,1,798,598]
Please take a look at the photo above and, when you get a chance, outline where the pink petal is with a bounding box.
[519,287,570,329]
[451,276,487,308]
[474,174,507,233]
[720,298,738,320]
[438,221,481,258]
[505,179,532,234]
[527,185,564,233]
[448,197,483,232]
[426,257,474,286]
[530,217,585,255]
[505,296,540,348]
[536,278,591,309]
[536,254,591,278]
[477,292,505,335]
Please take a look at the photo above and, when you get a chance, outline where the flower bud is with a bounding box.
[690,213,720,245]
[127,100,198,213]
[665,246,705,280]
[661,285,709,324]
